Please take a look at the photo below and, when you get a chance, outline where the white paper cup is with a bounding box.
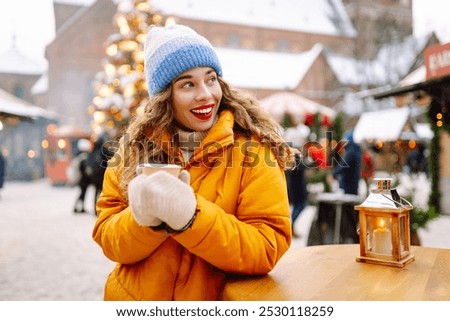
[139,163,182,177]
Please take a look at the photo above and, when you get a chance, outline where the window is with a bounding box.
[227,33,240,47]
[14,85,25,99]
[277,39,289,51]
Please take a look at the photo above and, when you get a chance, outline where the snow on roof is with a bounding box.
[0,88,56,120]
[53,0,95,6]
[31,72,49,95]
[414,122,433,140]
[328,33,434,88]
[327,53,391,87]
[326,54,369,86]
[216,44,323,89]
[399,65,426,86]
[0,47,47,75]
[353,107,410,143]
[152,0,356,37]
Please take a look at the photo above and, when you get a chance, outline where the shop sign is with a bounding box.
[425,42,450,79]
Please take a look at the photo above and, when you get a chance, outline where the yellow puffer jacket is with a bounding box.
[92,110,292,300]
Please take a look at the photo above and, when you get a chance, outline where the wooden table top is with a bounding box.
[222,244,450,301]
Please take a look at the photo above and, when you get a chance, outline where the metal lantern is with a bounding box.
[354,178,415,268]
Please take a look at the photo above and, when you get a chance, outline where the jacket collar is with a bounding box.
[189,109,235,166]
[159,110,236,166]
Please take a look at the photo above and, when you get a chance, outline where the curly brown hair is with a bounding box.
[116,77,295,199]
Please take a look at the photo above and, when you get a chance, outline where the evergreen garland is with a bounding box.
[312,112,321,140]
[427,121,441,214]
[426,95,449,216]
[332,111,345,142]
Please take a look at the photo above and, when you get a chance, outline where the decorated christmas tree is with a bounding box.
[88,0,173,139]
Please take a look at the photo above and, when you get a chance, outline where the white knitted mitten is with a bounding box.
[128,174,163,227]
[128,171,197,230]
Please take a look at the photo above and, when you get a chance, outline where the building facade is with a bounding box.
[343,0,413,59]
[41,0,360,128]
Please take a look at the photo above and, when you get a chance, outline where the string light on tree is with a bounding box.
[88,0,174,138]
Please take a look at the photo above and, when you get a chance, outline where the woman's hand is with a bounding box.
[128,170,197,231]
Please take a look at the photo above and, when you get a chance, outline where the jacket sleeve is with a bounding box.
[92,164,168,264]
[173,142,292,275]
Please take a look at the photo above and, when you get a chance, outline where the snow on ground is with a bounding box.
[0,179,114,300]
[0,177,449,300]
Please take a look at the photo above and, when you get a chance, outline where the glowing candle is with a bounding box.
[372,218,392,254]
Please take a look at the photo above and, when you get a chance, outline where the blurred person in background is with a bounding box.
[284,124,310,238]
[84,135,113,212]
[286,152,308,238]
[92,24,295,300]
[68,138,92,213]
[404,143,428,176]
[332,130,362,195]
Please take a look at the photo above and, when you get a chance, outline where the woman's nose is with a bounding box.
[195,83,213,100]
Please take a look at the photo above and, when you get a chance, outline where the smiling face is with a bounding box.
[171,67,223,132]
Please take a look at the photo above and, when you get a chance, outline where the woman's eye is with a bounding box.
[181,81,194,88]
[207,76,217,84]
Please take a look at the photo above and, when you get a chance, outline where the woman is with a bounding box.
[92,24,295,300]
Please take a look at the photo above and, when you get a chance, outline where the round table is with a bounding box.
[222,244,450,300]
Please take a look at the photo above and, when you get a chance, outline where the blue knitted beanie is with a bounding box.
[144,24,223,96]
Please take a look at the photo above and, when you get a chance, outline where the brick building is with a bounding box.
[1,0,441,129]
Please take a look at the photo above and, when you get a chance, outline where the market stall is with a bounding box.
[372,42,450,215]
[0,88,52,121]
[0,88,58,180]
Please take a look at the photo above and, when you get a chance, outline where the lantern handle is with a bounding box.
[381,194,413,209]
[400,197,413,208]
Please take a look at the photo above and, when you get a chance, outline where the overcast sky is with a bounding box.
[0,0,448,63]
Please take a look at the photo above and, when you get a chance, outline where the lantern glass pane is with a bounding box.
[367,216,392,255]
[399,215,406,252]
